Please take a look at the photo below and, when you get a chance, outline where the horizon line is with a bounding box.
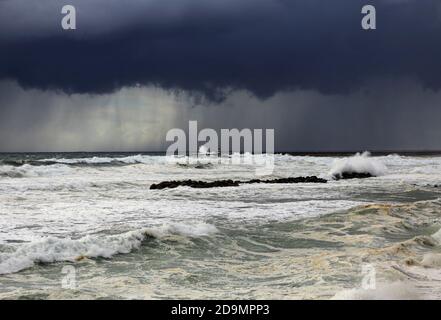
[2,150,441,154]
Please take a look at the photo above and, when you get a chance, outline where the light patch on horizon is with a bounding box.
[0,81,186,151]
[1,78,441,152]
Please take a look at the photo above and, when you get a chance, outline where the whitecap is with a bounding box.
[332,282,420,300]
[0,222,218,275]
[329,151,387,179]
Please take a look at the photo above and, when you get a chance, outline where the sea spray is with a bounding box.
[329,152,387,179]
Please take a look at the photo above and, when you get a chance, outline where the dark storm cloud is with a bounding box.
[1,0,440,101]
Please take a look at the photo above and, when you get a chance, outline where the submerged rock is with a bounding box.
[150,176,327,190]
[244,176,327,184]
[333,172,374,180]
[150,179,240,190]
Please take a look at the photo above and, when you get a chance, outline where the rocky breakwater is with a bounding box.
[150,176,327,190]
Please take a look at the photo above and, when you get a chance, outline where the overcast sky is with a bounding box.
[1,0,441,152]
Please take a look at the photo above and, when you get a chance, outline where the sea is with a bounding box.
[1,151,441,299]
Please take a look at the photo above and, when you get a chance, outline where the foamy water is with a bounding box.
[1,152,441,299]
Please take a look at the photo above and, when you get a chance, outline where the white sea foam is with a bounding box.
[431,228,441,243]
[198,145,209,155]
[156,222,219,237]
[0,222,218,275]
[421,253,441,268]
[332,282,420,300]
[329,152,387,179]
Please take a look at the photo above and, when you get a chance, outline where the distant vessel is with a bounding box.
[198,144,218,156]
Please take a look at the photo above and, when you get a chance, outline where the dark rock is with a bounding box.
[333,172,374,180]
[150,179,240,190]
[243,176,327,184]
[150,176,327,190]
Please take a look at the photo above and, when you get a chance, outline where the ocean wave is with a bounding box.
[176,162,214,169]
[0,160,59,167]
[0,168,25,178]
[0,155,160,169]
[38,154,157,166]
[0,222,218,275]
[0,164,71,178]
[329,151,387,179]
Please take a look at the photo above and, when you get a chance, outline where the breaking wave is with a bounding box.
[0,164,72,178]
[329,151,387,179]
[0,223,218,275]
